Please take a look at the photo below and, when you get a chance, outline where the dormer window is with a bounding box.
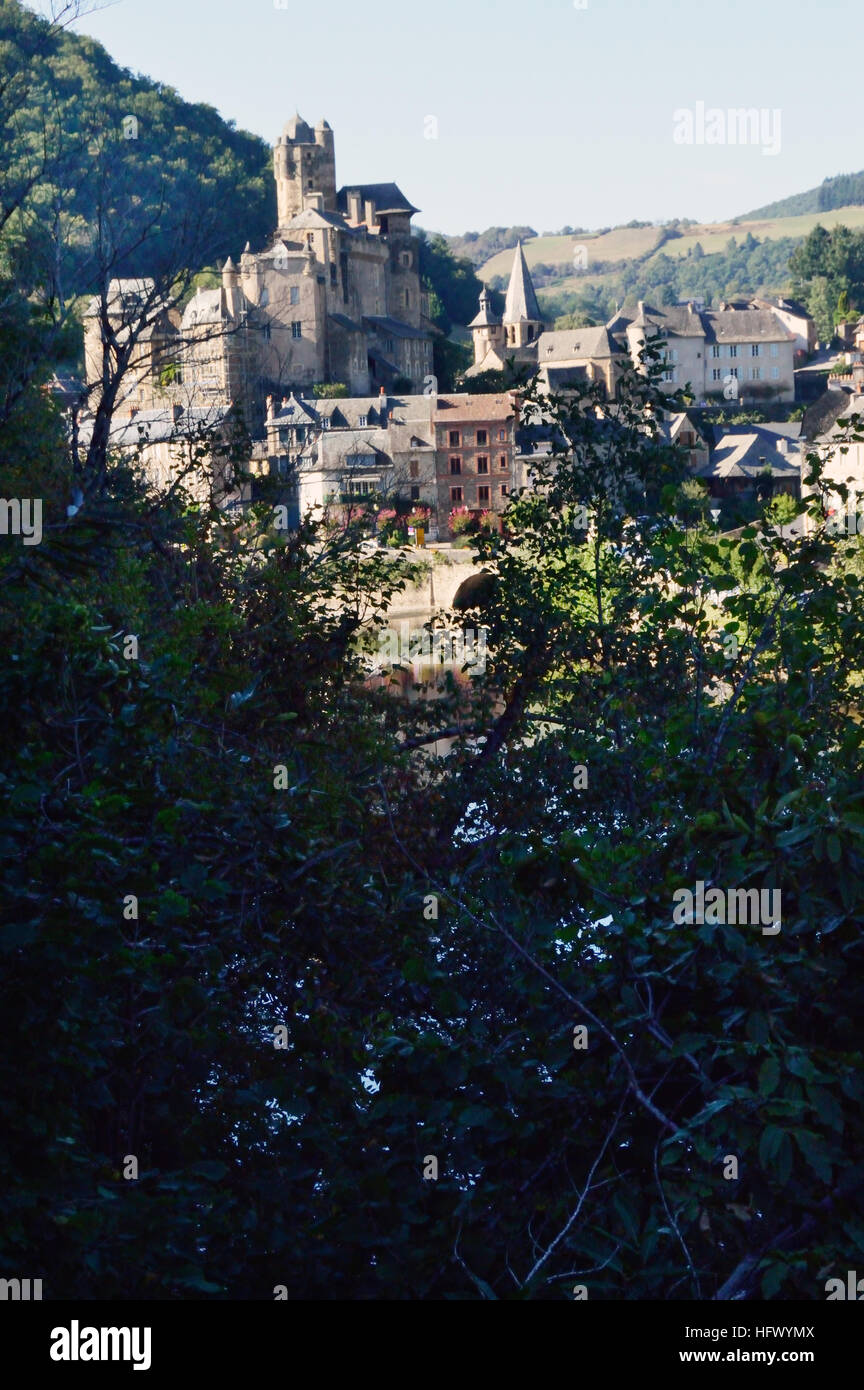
[359,415,367,427]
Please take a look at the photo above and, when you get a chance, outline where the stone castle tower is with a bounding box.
[273,115,337,227]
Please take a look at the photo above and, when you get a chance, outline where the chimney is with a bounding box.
[364,198,378,231]
[347,190,362,224]
[305,191,324,212]
[266,394,275,422]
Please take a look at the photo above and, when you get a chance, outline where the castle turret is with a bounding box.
[222,255,241,318]
[502,241,543,347]
[273,113,337,228]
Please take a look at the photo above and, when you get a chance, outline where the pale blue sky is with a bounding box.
[63,0,863,235]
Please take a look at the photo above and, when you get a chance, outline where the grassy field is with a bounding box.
[478,205,864,288]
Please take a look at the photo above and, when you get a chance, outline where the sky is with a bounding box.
[53,0,864,236]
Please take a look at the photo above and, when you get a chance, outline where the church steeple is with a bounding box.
[502,241,543,347]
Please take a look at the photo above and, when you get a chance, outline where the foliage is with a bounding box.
[789,224,864,340]
[313,382,349,399]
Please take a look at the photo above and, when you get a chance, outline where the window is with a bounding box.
[477,429,488,445]
[728,367,739,379]
[498,429,507,441]
[409,461,419,478]
[449,431,460,447]
[501,484,508,496]
[290,286,300,306]
[450,457,461,475]
[728,345,738,358]
[322,417,330,429]
[450,486,463,503]
[663,369,675,382]
[712,368,723,381]
[712,345,721,358]
[292,321,302,339]
[750,367,761,380]
[385,337,394,352]
[499,455,507,470]
[771,366,780,379]
[770,343,779,357]
[477,456,489,474]
[478,485,490,502]
[399,250,412,268]
[359,415,367,427]
[330,264,338,287]
[751,344,760,357]
[410,486,420,501]
[404,290,410,308]
[262,322,271,341]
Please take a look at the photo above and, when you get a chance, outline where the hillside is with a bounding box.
[469,206,864,327]
[743,169,864,220]
[0,0,276,278]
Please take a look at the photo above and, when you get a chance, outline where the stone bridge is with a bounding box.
[385,546,492,621]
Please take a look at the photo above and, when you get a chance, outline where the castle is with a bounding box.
[85,114,435,431]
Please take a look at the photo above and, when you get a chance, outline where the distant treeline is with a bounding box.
[745,170,864,221]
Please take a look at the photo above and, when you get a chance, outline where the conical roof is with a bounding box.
[469,286,501,328]
[283,113,314,143]
[503,241,542,324]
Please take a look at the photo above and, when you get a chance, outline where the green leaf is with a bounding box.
[758,1124,785,1169]
[758,1057,780,1096]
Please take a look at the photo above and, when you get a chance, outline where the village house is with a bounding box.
[465,250,799,406]
[800,364,864,525]
[692,421,801,502]
[254,388,517,537]
[433,394,516,526]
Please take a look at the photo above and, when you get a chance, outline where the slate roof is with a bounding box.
[504,242,542,324]
[363,315,429,340]
[283,208,350,232]
[469,289,501,329]
[337,183,418,216]
[281,113,314,143]
[84,278,160,318]
[695,426,802,480]
[78,404,231,448]
[327,313,364,334]
[802,387,864,441]
[704,309,794,343]
[181,288,227,327]
[537,327,620,361]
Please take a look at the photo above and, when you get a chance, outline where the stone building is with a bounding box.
[433,394,516,525]
[84,115,434,435]
[465,250,798,405]
[254,388,517,536]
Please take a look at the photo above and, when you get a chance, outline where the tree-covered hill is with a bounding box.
[0,0,276,277]
[743,170,864,222]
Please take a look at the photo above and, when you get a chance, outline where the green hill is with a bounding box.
[0,0,276,281]
[743,170,864,221]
